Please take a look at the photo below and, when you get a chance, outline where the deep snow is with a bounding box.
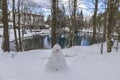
[0,43,120,80]
[0,28,120,80]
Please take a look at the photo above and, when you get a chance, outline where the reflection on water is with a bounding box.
[10,33,103,51]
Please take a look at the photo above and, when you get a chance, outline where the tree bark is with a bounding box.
[73,0,77,32]
[106,0,119,52]
[72,0,77,46]
[92,0,98,44]
[106,0,114,52]
[2,0,10,52]
[51,0,57,47]
[17,0,22,51]
[103,0,107,42]
[13,0,19,51]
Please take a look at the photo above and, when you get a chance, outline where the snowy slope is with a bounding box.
[0,28,120,80]
[0,43,120,80]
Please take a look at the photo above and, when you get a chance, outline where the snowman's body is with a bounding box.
[46,44,67,71]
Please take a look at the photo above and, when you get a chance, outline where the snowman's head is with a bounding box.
[52,44,62,53]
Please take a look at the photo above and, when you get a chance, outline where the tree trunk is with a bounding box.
[2,0,10,52]
[107,0,119,53]
[103,0,107,42]
[51,0,57,47]
[68,0,72,47]
[106,0,114,52]
[72,0,77,46]
[13,0,19,51]
[73,0,77,31]
[17,0,22,51]
[92,0,98,44]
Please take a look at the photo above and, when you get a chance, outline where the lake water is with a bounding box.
[10,33,103,51]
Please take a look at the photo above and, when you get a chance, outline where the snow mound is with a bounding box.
[45,44,68,71]
[0,75,3,80]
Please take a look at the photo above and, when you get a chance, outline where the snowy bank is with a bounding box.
[0,43,120,80]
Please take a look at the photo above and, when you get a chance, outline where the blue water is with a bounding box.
[10,33,102,51]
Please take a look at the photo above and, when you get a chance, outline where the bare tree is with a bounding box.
[51,0,57,47]
[72,0,77,46]
[17,0,22,51]
[0,0,2,9]
[13,0,19,51]
[68,0,77,47]
[92,0,98,44]
[68,0,72,47]
[103,0,107,42]
[106,0,120,52]
[2,0,10,52]
[73,0,77,32]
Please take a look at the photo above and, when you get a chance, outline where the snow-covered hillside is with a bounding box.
[0,43,120,80]
[0,28,120,80]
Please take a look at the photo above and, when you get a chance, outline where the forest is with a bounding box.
[0,0,120,53]
[0,0,120,80]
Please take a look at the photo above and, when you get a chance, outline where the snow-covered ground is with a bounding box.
[0,42,120,80]
[0,28,120,80]
[0,28,51,41]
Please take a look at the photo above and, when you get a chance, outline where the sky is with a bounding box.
[31,0,105,20]
[31,0,90,19]
[6,0,103,19]
[6,0,105,20]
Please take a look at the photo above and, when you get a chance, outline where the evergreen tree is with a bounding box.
[76,10,84,30]
[57,5,66,29]
[46,15,51,27]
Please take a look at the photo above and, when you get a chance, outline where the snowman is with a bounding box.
[46,44,68,71]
